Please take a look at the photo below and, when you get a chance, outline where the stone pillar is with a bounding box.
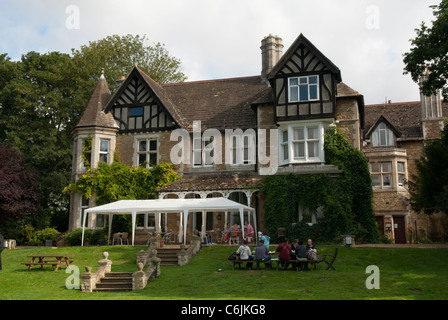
[132,263,147,291]
[177,244,188,266]
[97,252,112,276]
[80,266,96,293]
[136,250,147,266]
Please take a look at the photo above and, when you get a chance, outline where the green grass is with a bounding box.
[0,245,447,300]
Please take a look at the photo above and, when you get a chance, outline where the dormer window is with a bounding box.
[288,75,319,102]
[372,123,394,147]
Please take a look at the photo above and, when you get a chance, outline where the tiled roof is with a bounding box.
[75,76,119,130]
[162,76,268,131]
[364,101,448,139]
[157,172,264,193]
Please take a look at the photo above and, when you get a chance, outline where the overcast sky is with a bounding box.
[0,0,439,105]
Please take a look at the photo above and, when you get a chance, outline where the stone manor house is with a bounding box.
[69,33,448,244]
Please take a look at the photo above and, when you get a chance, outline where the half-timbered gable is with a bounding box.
[104,67,181,133]
[267,34,341,122]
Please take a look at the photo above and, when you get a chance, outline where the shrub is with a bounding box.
[64,228,107,246]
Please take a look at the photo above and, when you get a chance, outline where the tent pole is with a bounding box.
[81,210,88,247]
[108,213,113,245]
[183,209,188,245]
[239,207,245,239]
[131,210,136,246]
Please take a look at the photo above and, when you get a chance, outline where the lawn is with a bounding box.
[0,245,447,300]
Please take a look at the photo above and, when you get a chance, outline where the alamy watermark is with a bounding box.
[65,5,80,30]
[170,121,279,175]
[365,265,380,289]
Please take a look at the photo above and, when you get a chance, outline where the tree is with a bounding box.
[403,0,448,99]
[0,144,39,223]
[64,161,179,206]
[409,122,448,215]
[0,34,187,231]
[71,34,187,93]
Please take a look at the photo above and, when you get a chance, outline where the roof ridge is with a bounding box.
[162,75,261,87]
[366,101,421,107]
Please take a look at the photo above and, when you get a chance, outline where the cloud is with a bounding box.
[0,0,437,104]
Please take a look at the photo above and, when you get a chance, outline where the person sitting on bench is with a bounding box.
[255,239,271,269]
[295,239,308,271]
[236,240,253,270]
[275,237,292,270]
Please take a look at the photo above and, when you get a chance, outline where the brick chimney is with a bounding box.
[261,34,283,80]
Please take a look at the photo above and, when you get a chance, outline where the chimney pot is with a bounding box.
[261,34,283,80]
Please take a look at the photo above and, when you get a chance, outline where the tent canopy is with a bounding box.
[82,197,255,246]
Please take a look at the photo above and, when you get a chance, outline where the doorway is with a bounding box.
[393,216,406,244]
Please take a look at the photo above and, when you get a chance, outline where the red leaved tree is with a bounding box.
[0,143,39,223]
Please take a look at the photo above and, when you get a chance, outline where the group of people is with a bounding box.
[224,221,255,244]
[275,237,321,271]
[234,236,320,271]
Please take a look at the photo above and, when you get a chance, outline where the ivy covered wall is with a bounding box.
[259,128,379,243]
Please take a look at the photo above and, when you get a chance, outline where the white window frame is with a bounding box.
[230,134,253,166]
[279,122,325,165]
[288,75,320,103]
[136,213,156,230]
[397,161,406,188]
[99,139,110,164]
[372,123,394,147]
[370,161,393,189]
[193,136,214,168]
[134,135,159,169]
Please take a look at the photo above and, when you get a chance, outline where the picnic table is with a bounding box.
[21,255,75,271]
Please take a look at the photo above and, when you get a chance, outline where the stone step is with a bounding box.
[93,272,134,292]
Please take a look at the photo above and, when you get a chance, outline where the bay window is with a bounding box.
[279,122,325,165]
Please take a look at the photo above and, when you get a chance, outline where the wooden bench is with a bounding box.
[21,260,76,271]
[21,255,75,271]
[229,258,272,270]
[274,259,317,271]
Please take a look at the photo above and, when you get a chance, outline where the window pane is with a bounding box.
[149,140,157,151]
[299,77,308,84]
[138,154,146,167]
[294,128,304,141]
[382,174,392,187]
[299,85,308,101]
[130,107,143,117]
[309,76,318,84]
[308,127,318,140]
[193,151,202,166]
[193,138,202,150]
[397,162,405,173]
[149,153,157,165]
[382,162,391,172]
[283,144,289,161]
[99,153,108,163]
[289,78,299,86]
[139,140,147,152]
[282,130,288,143]
[100,140,109,152]
[308,141,318,158]
[309,84,318,100]
[398,174,405,186]
[371,163,380,173]
[147,214,155,228]
[290,87,298,101]
[379,130,387,146]
[293,142,305,158]
[372,175,380,187]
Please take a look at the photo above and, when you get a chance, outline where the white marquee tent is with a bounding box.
[82,197,256,246]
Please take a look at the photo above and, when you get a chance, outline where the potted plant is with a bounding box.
[158,234,164,248]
